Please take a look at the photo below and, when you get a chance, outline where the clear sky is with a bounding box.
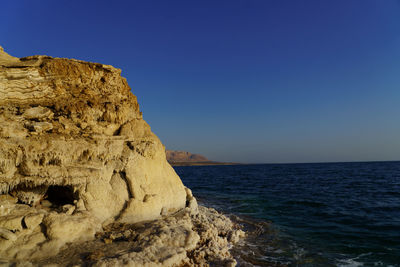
[1,0,400,163]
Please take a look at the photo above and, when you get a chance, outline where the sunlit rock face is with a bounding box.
[0,47,187,259]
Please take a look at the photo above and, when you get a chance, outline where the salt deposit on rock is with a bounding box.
[0,47,244,266]
[33,206,244,267]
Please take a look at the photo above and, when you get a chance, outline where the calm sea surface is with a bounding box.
[174,161,400,266]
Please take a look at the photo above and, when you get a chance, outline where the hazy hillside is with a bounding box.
[166,150,209,163]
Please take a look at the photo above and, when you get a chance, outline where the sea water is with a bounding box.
[174,161,400,266]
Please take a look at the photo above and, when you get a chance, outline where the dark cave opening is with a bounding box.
[46,185,76,206]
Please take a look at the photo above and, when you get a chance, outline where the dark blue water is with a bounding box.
[174,161,400,266]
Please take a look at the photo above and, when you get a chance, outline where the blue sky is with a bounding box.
[1,0,400,163]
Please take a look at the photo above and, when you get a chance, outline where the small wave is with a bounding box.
[337,258,364,267]
[336,253,375,267]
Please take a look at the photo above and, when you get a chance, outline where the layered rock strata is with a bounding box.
[0,47,193,262]
[0,47,245,266]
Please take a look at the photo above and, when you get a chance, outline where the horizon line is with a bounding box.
[236,159,400,165]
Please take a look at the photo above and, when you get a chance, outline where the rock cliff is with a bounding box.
[0,47,187,258]
[0,47,244,266]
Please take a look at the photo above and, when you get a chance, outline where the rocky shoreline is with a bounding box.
[1,191,245,266]
[0,47,245,266]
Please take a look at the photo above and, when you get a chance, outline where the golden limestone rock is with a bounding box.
[0,47,244,266]
[0,47,188,261]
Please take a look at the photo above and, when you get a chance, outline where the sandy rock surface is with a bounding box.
[0,47,234,265]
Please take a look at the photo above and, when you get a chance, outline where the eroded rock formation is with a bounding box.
[0,47,244,266]
[0,47,188,259]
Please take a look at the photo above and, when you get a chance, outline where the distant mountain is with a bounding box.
[166,150,240,166]
[166,150,209,163]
